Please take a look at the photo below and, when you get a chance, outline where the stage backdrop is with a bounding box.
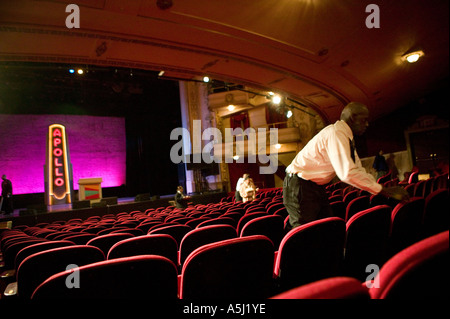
[0,114,126,195]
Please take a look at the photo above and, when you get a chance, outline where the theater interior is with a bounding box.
[0,0,448,308]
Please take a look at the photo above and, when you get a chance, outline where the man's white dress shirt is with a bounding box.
[286,120,382,195]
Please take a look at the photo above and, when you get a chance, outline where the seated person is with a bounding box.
[239,177,257,203]
[174,186,190,209]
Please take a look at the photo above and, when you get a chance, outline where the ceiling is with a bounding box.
[0,0,448,124]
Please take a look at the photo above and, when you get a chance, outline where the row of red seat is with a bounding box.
[0,185,448,299]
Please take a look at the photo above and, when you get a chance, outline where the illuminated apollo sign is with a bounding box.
[45,124,73,205]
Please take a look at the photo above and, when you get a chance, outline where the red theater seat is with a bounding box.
[236,212,267,235]
[345,195,370,222]
[274,217,346,293]
[148,224,192,249]
[107,234,178,266]
[180,235,274,299]
[14,240,75,273]
[369,231,449,299]
[271,277,370,299]
[178,225,237,268]
[344,205,391,281]
[31,255,178,299]
[196,216,236,228]
[86,233,134,256]
[389,197,425,256]
[63,233,97,245]
[423,189,449,238]
[11,245,105,299]
[240,215,284,249]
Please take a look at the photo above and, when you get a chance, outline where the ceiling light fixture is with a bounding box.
[286,110,293,118]
[227,104,235,111]
[402,50,424,63]
[272,95,282,105]
[203,76,210,83]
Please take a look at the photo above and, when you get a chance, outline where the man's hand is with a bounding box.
[380,186,410,201]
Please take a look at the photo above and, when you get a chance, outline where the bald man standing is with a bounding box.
[283,102,409,229]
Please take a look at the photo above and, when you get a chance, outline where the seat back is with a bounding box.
[271,276,370,299]
[423,189,449,237]
[389,197,425,256]
[86,233,134,256]
[148,224,191,249]
[330,201,346,220]
[196,217,236,228]
[343,189,359,204]
[345,195,370,221]
[2,238,48,269]
[63,233,97,245]
[344,205,392,281]
[180,235,274,299]
[16,245,105,298]
[236,212,267,235]
[369,231,449,299]
[32,255,178,299]
[240,215,284,249]
[15,240,75,270]
[107,234,178,266]
[274,217,346,292]
[178,225,237,267]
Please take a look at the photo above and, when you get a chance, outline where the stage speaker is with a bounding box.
[91,201,107,208]
[26,204,48,214]
[72,200,91,209]
[135,193,150,202]
[101,197,118,205]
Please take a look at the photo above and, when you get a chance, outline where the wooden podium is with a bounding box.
[78,178,103,203]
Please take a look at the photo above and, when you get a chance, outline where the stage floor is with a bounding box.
[0,195,175,220]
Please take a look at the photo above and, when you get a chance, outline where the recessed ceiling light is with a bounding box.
[402,50,424,63]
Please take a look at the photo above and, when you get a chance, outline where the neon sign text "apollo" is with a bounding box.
[47,124,72,204]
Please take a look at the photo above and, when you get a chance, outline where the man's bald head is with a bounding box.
[341,102,370,136]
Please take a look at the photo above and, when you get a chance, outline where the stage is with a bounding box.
[0,191,227,228]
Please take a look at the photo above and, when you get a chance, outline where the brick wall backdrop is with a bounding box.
[0,114,126,194]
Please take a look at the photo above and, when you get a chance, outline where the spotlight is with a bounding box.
[203,76,210,83]
[275,143,282,149]
[286,110,293,118]
[69,68,75,74]
[77,69,84,75]
[233,155,240,160]
[158,71,165,77]
[272,95,282,105]
[227,104,235,111]
[401,50,424,63]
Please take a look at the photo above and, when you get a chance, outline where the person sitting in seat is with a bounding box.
[239,176,257,203]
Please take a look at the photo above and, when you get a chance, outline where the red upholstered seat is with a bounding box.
[369,231,449,299]
[344,205,391,281]
[180,235,274,299]
[274,217,346,292]
[32,255,178,299]
[178,225,237,268]
[107,234,178,266]
[15,245,105,298]
[271,277,370,299]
